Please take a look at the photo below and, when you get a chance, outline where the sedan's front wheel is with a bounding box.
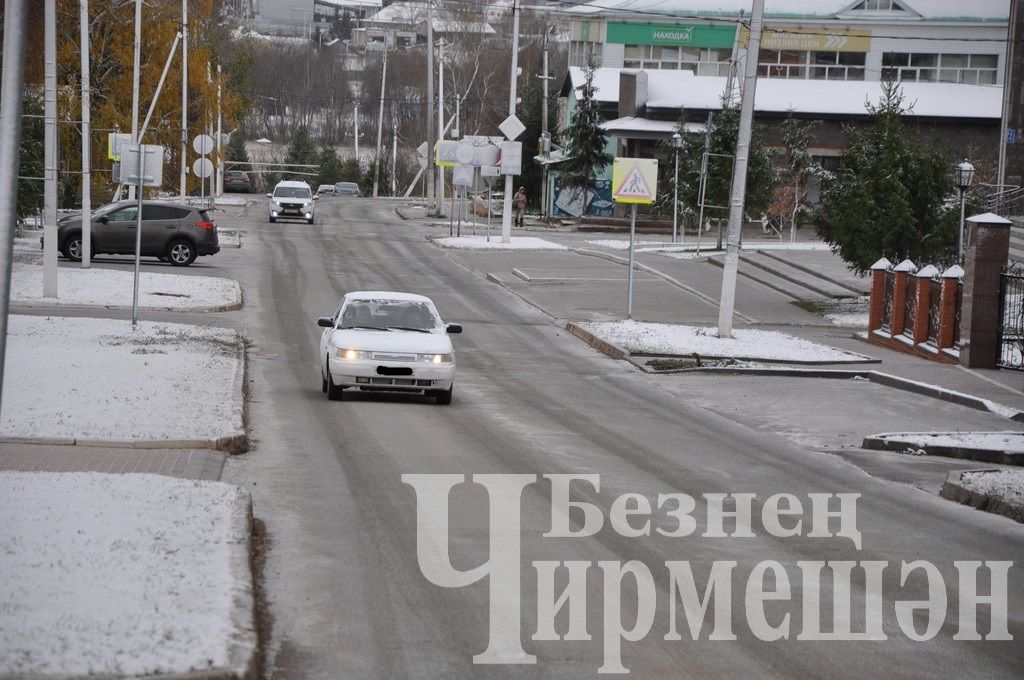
[326,369,344,401]
[434,384,453,405]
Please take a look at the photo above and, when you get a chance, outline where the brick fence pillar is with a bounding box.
[868,257,892,332]
[912,265,938,344]
[937,265,964,350]
[960,213,1011,368]
[890,259,916,336]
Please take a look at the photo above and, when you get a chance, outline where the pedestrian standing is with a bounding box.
[513,186,527,228]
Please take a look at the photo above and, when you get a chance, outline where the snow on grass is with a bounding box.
[432,235,567,250]
[0,471,253,677]
[580,320,867,363]
[585,239,676,250]
[959,469,1024,507]
[0,315,243,442]
[873,431,1024,453]
[825,312,870,327]
[11,263,240,310]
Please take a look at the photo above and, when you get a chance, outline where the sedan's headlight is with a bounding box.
[336,348,370,360]
[419,353,452,364]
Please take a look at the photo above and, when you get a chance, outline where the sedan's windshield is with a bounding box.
[338,299,442,332]
[274,187,311,199]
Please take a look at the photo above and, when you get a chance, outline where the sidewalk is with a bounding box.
[0,442,226,481]
[435,231,1024,413]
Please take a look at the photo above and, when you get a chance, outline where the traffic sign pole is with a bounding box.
[627,204,637,319]
[611,157,659,320]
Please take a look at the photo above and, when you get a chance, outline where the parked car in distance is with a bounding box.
[317,291,462,404]
[334,182,362,197]
[54,200,219,266]
[317,184,336,196]
[267,180,317,224]
[223,170,253,193]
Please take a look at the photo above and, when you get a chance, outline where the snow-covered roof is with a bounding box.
[568,0,1008,22]
[366,1,430,24]
[567,67,1002,119]
[316,0,383,9]
[432,18,496,34]
[601,116,706,134]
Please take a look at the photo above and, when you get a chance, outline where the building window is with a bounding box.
[851,0,904,9]
[758,50,865,80]
[570,41,601,67]
[882,52,998,84]
[622,44,730,74]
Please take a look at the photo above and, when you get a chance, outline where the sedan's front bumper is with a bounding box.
[328,357,454,391]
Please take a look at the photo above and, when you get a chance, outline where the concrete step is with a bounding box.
[757,250,870,295]
[707,255,828,301]
[740,252,857,298]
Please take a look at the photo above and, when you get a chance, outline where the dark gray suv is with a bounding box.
[55,200,219,267]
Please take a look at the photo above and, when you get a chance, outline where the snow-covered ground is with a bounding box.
[743,241,833,251]
[959,469,1024,507]
[432,235,567,250]
[0,471,253,677]
[586,239,676,250]
[873,431,1024,453]
[11,263,240,310]
[0,315,244,443]
[825,312,870,327]
[580,320,868,363]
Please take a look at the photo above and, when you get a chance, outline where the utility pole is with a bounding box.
[997,0,1016,189]
[539,28,551,222]
[0,0,29,413]
[129,0,142,201]
[436,39,445,216]
[372,47,389,198]
[43,0,59,298]
[216,64,223,197]
[717,0,764,339]
[500,0,521,244]
[80,0,92,268]
[425,1,435,206]
[353,104,360,167]
[180,0,188,198]
[391,112,398,196]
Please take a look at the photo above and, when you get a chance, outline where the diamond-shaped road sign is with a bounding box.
[499,114,525,141]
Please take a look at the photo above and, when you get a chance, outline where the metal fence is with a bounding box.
[926,278,943,345]
[998,262,1024,370]
[902,276,917,338]
[881,270,894,331]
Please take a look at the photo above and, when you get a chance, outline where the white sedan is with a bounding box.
[318,291,461,404]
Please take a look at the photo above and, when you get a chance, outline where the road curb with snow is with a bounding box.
[566,322,628,360]
[941,469,1024,523]
[862,434,1024,466]
[10,293,243,314]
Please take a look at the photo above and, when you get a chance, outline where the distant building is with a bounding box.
[352,1,496,49]
[253,0,315,30]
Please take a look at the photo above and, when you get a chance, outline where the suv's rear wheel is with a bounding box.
[166,238,197,266]
[61,233,83,262]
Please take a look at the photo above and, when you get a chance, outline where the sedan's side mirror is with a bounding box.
[317,316,334,328]
[265,193,272,198]
[97,215,109,224]
[446,324,463,334]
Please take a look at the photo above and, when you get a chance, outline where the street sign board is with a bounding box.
[453,164,474,187]
[499,115,526,141]
[612,157,658,204]
[107,133,131,161]
[119,145,164,187]
[193,157,214,179]
[481,165,501,177]
[192,134,215,155]
[435,140,459,167]
[499,141,523,175]
[417,142,429,158]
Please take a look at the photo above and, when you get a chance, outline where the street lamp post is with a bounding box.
[954,160,975,262]
[672,132,681,244]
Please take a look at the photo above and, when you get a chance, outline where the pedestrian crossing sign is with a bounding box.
[612,158,658,204]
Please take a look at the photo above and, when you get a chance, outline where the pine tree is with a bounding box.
[559,56,611,200]
[316,146,343,186]
[813,83,958,273]
[518,59,559,208]
[662,103,775,227]
[338,158,362,183]
[284,126,317,180]
[226,131,250,168]
[17,93,45,224]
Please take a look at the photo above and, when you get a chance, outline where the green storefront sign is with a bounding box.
[606,22,736,48]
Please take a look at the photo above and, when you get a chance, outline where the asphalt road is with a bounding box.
[221,198,1023,679]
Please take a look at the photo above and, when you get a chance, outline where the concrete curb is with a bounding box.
[394,206,410,220]
[10,288,243,314]
[862,436,1024,466]
[941,469,1024,523]
[566,246,759,323]
[565,322,628,360]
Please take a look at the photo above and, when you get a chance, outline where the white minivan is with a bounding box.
[267,180,317,224]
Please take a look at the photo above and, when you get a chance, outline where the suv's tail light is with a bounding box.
[195,221,216,230]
